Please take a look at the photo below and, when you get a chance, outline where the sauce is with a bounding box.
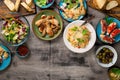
[17,45,29,56]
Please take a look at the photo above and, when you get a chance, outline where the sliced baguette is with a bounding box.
[26,0,32,6]
[21,2,33,12]
[89,0,98,9]
[106,1,118,10]
[4,0,15,11]
[95,0,107,9]
[15,0,21,11]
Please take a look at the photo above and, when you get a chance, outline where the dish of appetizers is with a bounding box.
[3,0,34,12]
[32,10,63,40]
[63,20,96,53]
[34,0,55,9]
[88,0,119,10]
[0,13,30,46]
[96,17,120,44]
[59,0,87,22]
[0,44,11,71]
[96,45,117,68]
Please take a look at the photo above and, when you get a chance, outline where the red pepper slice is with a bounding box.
[110,29,120,38]
[107,22,116,35]
[100,20,107,34]
[100,34,114,44]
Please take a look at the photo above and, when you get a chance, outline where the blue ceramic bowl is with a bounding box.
[0,44,11,71]
[0,12,30,46]
[16,45,30,59]
[59,0,87,22]
[96,17,120,44]
[34,0,55,9]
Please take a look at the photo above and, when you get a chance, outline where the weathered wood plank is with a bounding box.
[0,1,118,80]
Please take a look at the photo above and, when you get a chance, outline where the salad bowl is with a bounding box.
[0,12,30,46]
[34,0,55,9]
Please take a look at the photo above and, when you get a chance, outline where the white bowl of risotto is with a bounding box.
[63,20,96,53]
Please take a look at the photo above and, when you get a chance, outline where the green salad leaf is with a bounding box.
[9,18,13,21]
[105,16,114,25]
[111,68,120,75]
[77,38,84,43]
[11,23,18,30]
[37,0,47,6]
[2,26,5,30]
[82,29,88,35]
[71,26,78,31]
[63,0,79,9]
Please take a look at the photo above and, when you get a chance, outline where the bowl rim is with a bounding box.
[34,0,55,9]
[32,10,63,41]
[63,20,96,53]
[96,45,118,68]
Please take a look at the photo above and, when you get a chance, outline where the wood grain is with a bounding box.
[0,0,120,80]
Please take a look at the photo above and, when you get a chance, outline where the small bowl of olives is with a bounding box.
[96,45,117,68]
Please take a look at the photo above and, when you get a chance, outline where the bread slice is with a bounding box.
[95,0,107,9]
[88,0,97,9]
[15,0,21,11]
[26,0,32,6]
[106,1,118,10]
[21,2,33,12]
[4,0,15,11]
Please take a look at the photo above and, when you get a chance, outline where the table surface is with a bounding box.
[0,0,120,80]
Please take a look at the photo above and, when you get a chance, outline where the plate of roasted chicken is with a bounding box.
[96,17,120,44]
[32,10,63,40]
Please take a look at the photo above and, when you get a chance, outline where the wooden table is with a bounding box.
[0,0,120,80]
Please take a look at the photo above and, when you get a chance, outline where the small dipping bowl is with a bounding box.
[16,45,30,58]
[96,45,117,68]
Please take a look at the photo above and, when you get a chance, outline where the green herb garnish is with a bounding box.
[71,26,78,31]
[111,68,120,75]
[37,0,47,6]
[63,0,79,9]
[77,38,84,43]
[9,18,13,21]
[82,29,88,35]
[105,16,114,25]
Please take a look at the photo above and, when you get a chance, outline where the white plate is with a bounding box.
[96,45,118,68]
[63,20,96,53]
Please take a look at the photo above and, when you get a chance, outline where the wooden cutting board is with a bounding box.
[0,0,36,19]
[87,0,120,20]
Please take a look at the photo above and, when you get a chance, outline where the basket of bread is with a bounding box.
[87,0,120,20]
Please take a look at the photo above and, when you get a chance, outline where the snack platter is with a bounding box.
[0,0,120,80]
[0,0,36,19]
[87,0,120,20]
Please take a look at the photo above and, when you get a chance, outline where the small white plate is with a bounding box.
[63,20,96,53]
[96,45,118,68]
